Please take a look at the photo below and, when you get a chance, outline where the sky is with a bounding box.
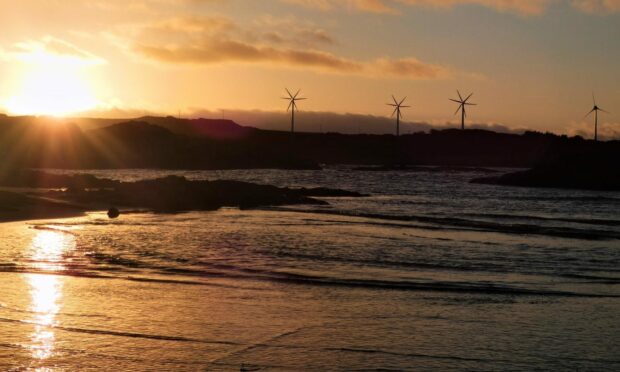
[0,0,619,137]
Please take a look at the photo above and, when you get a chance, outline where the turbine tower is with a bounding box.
[387,95,410,136]
[282,89,306,134]
[450,90,476,130]
[586,94,609,141]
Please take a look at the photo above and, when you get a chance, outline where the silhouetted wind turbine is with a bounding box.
[282,89,306,134]
[386,95,410,136]
[450,90,476,130]
[585,94,609,141]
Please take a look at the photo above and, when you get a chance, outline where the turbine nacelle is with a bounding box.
[282,88,307,110]
[586,95,610,118]
[282,88,307,134]
[586,94,611,141]
[450,90,476,129]
[386,95,410,136]
[386,95,410,118]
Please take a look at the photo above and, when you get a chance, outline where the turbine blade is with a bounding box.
[400,105,411,108]
[599,108,610,114]
[454,104,463,116]
[399,96,407,106]
[392,107,398,117]
[296,97,308,101]
[465,103,477,106]
[584,108,595,118]
[287,101,293,112]
[285,88,293,98]
[457,90,463,101]
[294,89,301,99]
[392,95,398,105]
[387,103,398,107]
[592,92,596,106]
[464,93,473,102]
[449,99,462,104]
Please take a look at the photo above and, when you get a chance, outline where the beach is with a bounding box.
[1,167,619,370]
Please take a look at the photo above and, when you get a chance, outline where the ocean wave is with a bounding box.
[266,208,620,240]
[463,213,620,226]
[0,316,239,345]
[509,195,620,203]
[3,261,614,297]
[0,302,111,319]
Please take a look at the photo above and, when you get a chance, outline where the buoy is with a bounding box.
[107,207,120,219]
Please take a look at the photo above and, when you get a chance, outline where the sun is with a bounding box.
[5,50,100,117]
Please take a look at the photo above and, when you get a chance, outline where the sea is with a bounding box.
[1,166,619,371]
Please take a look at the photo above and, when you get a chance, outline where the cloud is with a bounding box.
[135,42,364,71]
[180,108,528,135]
[568,121,620,140]
[571,0,620,13]
[397,0,555,16]
[372,57,449,79]
[282,0,556,15]
[131,16,452,80]
[2,36,105,66]
[283,0,620,16]
[254,16,337,47]
[281,0,402,14]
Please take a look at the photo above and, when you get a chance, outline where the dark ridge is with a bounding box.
[136,116,256,139]
[1,115,619,171]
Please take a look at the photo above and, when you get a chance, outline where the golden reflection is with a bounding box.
[28,274,62,361]
[30,229,74,271]
[26,228,74,363]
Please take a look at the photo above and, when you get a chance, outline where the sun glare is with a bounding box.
[5,51,100,117]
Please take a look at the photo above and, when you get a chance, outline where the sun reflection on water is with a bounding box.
[26,228,75,364]
[28,274,62,361]
[30,229,73,271]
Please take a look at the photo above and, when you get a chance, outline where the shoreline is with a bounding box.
[0,190,87,224]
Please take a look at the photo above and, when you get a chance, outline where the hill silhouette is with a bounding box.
[135,116,256,139]
[1,115,619,190]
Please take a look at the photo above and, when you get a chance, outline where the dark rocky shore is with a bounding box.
[471,166,620,191]
[471,150,620,191]
[0,170,367,216]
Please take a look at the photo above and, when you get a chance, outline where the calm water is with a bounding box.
[1,167,619,371]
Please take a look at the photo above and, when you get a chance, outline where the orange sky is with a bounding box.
[0,0,618,137]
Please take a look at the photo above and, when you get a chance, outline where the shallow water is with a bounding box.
[1,167,619,370]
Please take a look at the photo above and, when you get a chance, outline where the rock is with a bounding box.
[107,207,120,219]
[41,174,367,213]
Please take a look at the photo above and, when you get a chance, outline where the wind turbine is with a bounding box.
[282,89,307,134]
[450,90,476,130]
[585,94,609,141]
[386,95,410,136]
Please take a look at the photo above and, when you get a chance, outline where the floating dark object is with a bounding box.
[107,207,120,219]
